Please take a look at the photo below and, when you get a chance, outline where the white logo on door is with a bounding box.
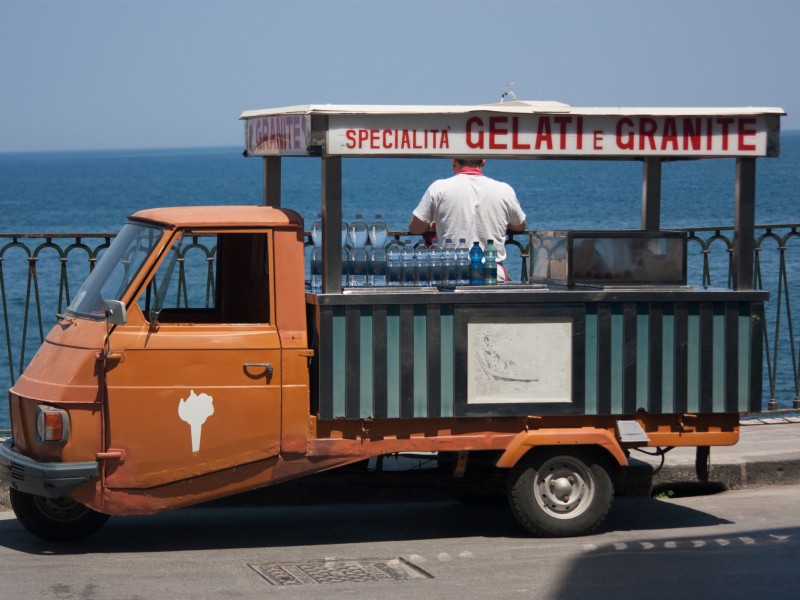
[178,390,215,453]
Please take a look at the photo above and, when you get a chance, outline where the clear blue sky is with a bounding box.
[1,0,797,152]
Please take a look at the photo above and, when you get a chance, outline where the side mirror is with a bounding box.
[103,300,128,325]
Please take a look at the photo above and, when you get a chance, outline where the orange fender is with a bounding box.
[495,428,628,469]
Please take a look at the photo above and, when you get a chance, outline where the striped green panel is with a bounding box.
[440,306,454,417]
[359,306,373,418]
[386,306,401,418]
[687,306,700,412]
[738,313,751,410]
[413,305,427,417]
[584,305,598,415]
[713,306,725,412]
[332,308,346,417]
[636,307,649,409]
[610,307,623,413]
[662,308,675,413]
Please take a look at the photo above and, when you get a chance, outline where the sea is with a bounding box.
[1,133,799,429]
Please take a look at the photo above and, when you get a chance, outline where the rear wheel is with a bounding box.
[10,489,110,541]
[508,449,613,537]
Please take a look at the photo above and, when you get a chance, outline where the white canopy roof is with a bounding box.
[240,101,785,120]
[240,101,785,159]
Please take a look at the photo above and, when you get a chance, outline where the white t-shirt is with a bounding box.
[413,171,526,262]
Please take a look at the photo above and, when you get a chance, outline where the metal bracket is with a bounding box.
[616,420,650,444]
[96,449,126,463]
[454,451,469,478]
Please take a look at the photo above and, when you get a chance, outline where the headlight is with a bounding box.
[35,406,70,444]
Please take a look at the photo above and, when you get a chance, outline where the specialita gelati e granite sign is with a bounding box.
[328,113,773,157]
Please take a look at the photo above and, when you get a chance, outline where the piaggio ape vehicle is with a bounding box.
[1,100,784,540]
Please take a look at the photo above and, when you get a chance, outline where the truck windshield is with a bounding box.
[66,222,164,320]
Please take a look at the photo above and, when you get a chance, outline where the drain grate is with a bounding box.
[249,557,433,585]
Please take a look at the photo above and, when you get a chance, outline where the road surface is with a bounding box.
[0,485,797,599]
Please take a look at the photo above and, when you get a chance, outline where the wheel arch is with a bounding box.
[495,428,628,470]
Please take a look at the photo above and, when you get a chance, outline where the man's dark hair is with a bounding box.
[454,158,484,168]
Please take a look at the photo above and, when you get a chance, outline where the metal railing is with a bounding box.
[1,225,798,430]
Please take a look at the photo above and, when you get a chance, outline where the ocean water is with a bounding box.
[2,135,798,234]
[1,134,798,429]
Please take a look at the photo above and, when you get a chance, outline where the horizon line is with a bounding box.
[2,129,800,156]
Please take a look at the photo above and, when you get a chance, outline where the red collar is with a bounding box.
[456,167,484,176]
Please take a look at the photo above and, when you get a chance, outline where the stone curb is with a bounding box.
[652,457,800,490]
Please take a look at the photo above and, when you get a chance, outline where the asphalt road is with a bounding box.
[1,485,798,600]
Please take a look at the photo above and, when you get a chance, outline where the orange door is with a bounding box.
[102,323,282,489]
[102,230,282,489]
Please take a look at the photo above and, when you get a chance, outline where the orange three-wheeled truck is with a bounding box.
[1,101,785,540]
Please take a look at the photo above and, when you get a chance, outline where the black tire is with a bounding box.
[10,489,110,542]
[507,449,613,537]
[695,446,711,483]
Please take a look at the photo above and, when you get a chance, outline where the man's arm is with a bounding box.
[508,219,527,232]
[408,214,434,234]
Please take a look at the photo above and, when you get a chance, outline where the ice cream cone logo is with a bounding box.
[178,390,215,453]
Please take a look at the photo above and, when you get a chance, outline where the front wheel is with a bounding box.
[10,489,110,541]
[507,449,613,537]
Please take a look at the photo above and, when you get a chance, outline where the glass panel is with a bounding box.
[139,234,217,317]
[140,232,271,325]
[531,230,687,286]
[67,223,164,320]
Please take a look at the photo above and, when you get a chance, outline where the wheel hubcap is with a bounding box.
[535,457,595,519]
[33,496,91,523]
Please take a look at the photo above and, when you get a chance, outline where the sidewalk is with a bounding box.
[644,416,800,490]
[3,418,800,510]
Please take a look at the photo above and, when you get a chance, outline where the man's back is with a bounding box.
[415,171,525,263]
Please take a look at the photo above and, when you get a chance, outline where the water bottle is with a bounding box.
[386,240,403,286]
[311,213,323,248]
[415,244,430,286]
[349,246,368,286]
[310,246,322,291]
[401,244,416,286]
[349,214,369,248]
[428,239,442,286]
[441,238,456,285]
[455,239,470,285]
[483,239,498,285]
[369,246,387,286]
[341,246,350,288]
[309,213,323,292]
[369,213,388,249]
[469,241,484,285]
[339,218,350,287]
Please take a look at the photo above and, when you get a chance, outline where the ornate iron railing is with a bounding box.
[682,225,800,411]
[1,225,798,432]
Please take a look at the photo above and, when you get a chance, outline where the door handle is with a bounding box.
[243,363,274,377]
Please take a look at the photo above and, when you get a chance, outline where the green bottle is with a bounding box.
[484,239,498,285]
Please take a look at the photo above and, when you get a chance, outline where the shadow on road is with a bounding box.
[0,492,732,555]
[554,525,800,599]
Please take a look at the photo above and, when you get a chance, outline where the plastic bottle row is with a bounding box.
[310,213,387,250]
[308,213,500,290]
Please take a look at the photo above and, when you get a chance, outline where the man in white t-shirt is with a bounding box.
[408,158,526,281]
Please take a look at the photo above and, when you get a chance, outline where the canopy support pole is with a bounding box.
[641,158,662,231]
[263,157,281,207]
[733,157,756,291]
[322,156,343,293]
